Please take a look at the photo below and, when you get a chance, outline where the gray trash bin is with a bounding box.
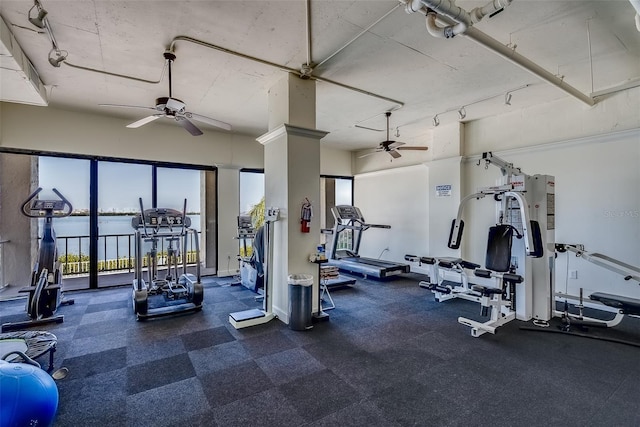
[288,274,313,331]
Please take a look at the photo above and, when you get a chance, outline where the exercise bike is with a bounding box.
[2,188,75,332]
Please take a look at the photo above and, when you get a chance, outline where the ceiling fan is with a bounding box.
[359,112,428,159]
[100,51,231,136]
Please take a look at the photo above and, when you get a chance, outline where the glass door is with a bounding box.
[38,156,91,292]
[156,166,203,276]
[97,161,152,288]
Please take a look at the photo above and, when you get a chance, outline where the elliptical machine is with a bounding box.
[2,188,75,332]
[131,198,204,320]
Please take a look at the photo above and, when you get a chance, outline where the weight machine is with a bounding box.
[553,243,640,329]
[447,152,555,337]
[2,188,75,332]
[131,198,203,320]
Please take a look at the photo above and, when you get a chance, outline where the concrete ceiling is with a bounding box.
[1,1,639,153]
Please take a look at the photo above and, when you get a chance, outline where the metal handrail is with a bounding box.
[51,232,201,276]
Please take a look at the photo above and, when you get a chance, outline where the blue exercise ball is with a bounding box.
[0,360,59,427]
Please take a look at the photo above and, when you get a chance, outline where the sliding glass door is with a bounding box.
[38,157,91,292]
[97,161,152,288]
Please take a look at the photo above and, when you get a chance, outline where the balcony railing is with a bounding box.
[55,232,201,276]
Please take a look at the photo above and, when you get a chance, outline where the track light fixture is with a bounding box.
[28,1,48,29]
[428,84,530,128]
[48,48,68,67]
[26,0,67,67]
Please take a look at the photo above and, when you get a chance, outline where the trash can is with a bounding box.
[288,274,313,331]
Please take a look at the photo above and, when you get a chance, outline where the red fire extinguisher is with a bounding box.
[301,198,312,233]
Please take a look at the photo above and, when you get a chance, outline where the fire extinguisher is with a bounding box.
[301,198,312,233]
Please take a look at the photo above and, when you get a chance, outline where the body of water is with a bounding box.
[43,214,201,260]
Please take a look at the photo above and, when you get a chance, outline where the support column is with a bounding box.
[0,153,37,294]
[216,167,239,277]
[258,73,328,323]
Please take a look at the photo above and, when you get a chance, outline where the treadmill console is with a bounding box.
[333,205,364,221]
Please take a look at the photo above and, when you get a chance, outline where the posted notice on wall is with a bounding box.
[435,184,452,197]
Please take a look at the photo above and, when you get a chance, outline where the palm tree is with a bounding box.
[249,197,265,229]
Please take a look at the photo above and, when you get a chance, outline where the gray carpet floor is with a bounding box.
[1,273,639,427]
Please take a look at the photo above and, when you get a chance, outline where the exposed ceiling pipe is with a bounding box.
[409,0,512,38]
[425,11,466,38]
[315,4,400,70]
[630,0,640,31]
[401,0,595,106]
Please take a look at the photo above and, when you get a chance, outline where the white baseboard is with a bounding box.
[273,305,289,324]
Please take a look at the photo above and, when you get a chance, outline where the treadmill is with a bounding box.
[326,205,410,279]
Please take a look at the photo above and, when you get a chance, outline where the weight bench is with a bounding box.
[404,254,480,300]
[580,292,640,328]
[0,330,58,372]
[458,224,523,337]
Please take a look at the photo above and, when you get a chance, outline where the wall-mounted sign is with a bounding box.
[435,184,452,197]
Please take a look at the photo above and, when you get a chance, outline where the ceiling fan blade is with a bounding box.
[127,115,163,128]
[187,112,232,131]
[358,149,382,159]
[396,146,429,151]
[388,150,402,159]
[100,103,158,112]
[176,116,204,136]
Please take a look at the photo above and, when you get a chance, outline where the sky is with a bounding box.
[39,157,202,212]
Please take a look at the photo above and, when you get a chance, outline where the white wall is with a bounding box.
[462,130,640,299]
[0,103,264,168]
[350,88,640,304]
[321,145,352,177]
[465,87,640,155]
[354,165,429,268]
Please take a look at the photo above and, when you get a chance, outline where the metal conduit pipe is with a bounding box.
[169,35,404,108]
[462,26,595,106]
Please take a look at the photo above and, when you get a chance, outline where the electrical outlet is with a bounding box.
[569,269,578,279]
